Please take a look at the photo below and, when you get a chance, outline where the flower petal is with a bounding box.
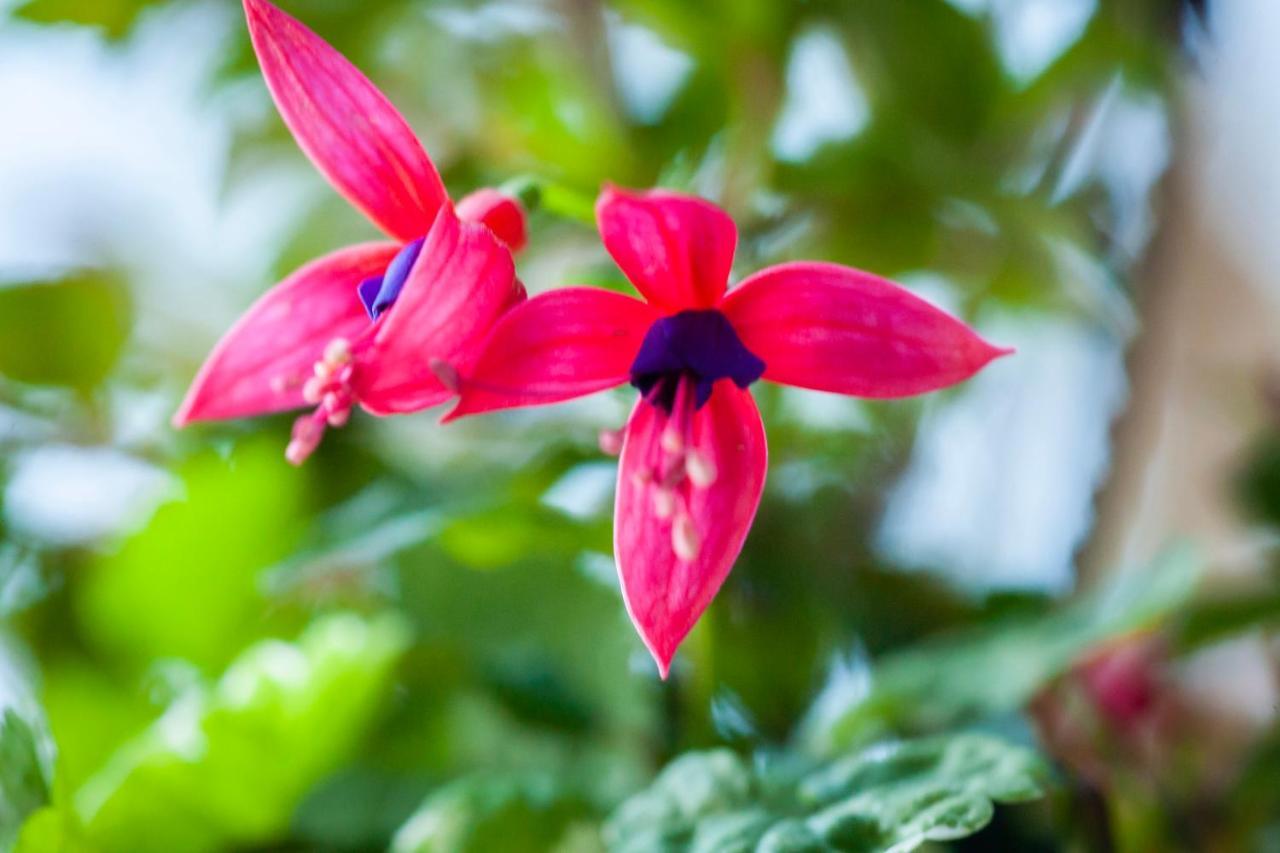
[445,287,659,421]
[456,188,528,253]
[721,262,1012,397]
[615,383,767,677]
[354,206,523,414]
[173,242,399,426]
[596,185,737,311]
[244,0,448,241]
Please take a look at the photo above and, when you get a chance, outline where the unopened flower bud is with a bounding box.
[598,428,623,456]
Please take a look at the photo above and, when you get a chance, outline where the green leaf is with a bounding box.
[0,271,130,390]
[391,773,598,853]
[436,504,603,571]
[71,613,410,853]
[13,807,94,853]
[13,0,165,38]
[819,545,1200,749]
[605,733,1050,853]
[76,441,307,672]
[1,709,50,849]
[1174,580,1280,652]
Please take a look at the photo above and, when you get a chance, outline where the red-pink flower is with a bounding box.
[448,186,1011,676]
[173,0,526,463]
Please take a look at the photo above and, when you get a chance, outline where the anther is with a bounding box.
[302,376,325,405]
[652,488,675,519]
[285,413,325,466]
[314,360,334,380]
[660,424,684,454]
[672,513,700,562]
[324,337,352,365]
[685,450,717,488]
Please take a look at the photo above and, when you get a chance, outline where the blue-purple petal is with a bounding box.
[629,309,764,411]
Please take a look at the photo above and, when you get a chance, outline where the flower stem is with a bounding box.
[501,175,597,228]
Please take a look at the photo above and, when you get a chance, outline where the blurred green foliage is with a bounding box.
[820,546,1199,749]
[78,442,307,672]
[0,711,49,850]
[605,734,1048,852]
[17,613,408,853]
[12,0,164,37]
[0,272,130,391]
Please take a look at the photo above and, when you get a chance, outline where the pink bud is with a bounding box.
[598,428,623,456]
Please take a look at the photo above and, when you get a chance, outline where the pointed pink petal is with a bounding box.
[354,206,523,414]
[445,287,659,421]
[456,188,528,253]
[244,0,448,242]
[596,185,736,312]
[173,242,399,426]
[615,384,768,677]
[721,262,1012,398]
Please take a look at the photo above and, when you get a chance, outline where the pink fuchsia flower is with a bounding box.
[173,0,526,463]
[447,186,1011,676]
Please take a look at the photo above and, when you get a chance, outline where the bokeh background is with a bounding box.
[3,0,1280,850]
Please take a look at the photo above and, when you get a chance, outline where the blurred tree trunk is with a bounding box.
[1080,99,1280,735]
[1081,116,1280,586]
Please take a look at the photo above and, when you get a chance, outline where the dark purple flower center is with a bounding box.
[629,309,765,412]
[357,236,425,321]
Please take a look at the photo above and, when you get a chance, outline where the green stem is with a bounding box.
[500,175,597,228]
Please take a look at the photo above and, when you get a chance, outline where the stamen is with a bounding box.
[285,336,358,464]
[660,426,684,454]
[302,376,325,405]
[660,376,692,454]
[324,337,352,365]
[627,374,717,564]
[652,487,675,519]
[672,513,700,562]
[685,449,717,488]
[286,411,325,466]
